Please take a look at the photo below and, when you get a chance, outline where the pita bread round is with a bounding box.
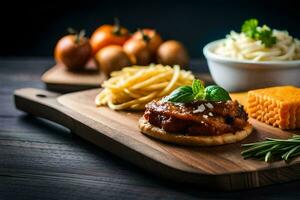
[139,117,253,146]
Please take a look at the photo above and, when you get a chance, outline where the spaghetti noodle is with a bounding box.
[214,30,300,61]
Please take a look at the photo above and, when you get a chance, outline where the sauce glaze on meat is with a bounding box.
[143,100,248,136]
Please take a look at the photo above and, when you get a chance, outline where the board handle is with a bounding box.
[14,88,74,129]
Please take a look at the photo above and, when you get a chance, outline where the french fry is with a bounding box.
[95,65,194,110]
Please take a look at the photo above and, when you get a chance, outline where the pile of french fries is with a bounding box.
[95,64,194,110]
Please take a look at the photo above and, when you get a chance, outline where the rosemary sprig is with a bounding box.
[241,135,300,162]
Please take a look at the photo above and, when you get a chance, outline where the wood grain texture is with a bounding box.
[14,87,300,190]
[41,61,106,92]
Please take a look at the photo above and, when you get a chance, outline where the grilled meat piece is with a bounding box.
[143,100,248,136]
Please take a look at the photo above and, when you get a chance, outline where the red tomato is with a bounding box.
[157,40,189,68]
[90,24,130,55]
[54,32,92,70]
[94,45,132,77]
[123,39,152,65]
[131,29,163,55]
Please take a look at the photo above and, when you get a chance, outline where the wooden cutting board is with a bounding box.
[14,88,300,191]
[41,60,213,93]
[41,61,107,93]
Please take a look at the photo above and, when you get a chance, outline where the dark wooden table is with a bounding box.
[1,58,300,200]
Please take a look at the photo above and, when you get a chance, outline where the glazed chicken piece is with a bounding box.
[143,100,248,136]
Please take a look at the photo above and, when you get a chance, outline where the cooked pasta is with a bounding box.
[95,64,194,110]
[214,30,300,61]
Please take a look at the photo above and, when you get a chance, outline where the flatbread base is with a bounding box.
[139,118,253,146]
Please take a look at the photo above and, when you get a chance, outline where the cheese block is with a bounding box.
[247,86,300,129]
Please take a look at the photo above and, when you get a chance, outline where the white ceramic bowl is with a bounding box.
[203,39,300,92]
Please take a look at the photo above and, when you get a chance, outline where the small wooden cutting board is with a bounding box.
[41,61,213,93]
[14,88,300,191]
[41,61,106,93]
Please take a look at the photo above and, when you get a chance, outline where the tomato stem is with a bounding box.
[138,28,150,42]
[67,27,76,34]
[78,30,86,44]
[113,17,122,36]
[67,27,86,44]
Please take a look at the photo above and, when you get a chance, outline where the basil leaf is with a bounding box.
[192,79,205,100]
[168,93,195,103]
[163,80,231,103]
[163,86,194,103]
[192,79,201,94]
[204,85,231,101]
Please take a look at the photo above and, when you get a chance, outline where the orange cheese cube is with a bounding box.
[247,86,300,129]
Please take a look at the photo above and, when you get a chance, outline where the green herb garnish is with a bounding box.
[192,79,205,100]
[241,135,300,162]
[241,18,277,47]
[163,80,231,103]
[257,25,277,47]
[205,85,231,101]
[162,86,195,103]
[241,18,259,38]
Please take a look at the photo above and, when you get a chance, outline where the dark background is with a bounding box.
[1,0,300,58]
